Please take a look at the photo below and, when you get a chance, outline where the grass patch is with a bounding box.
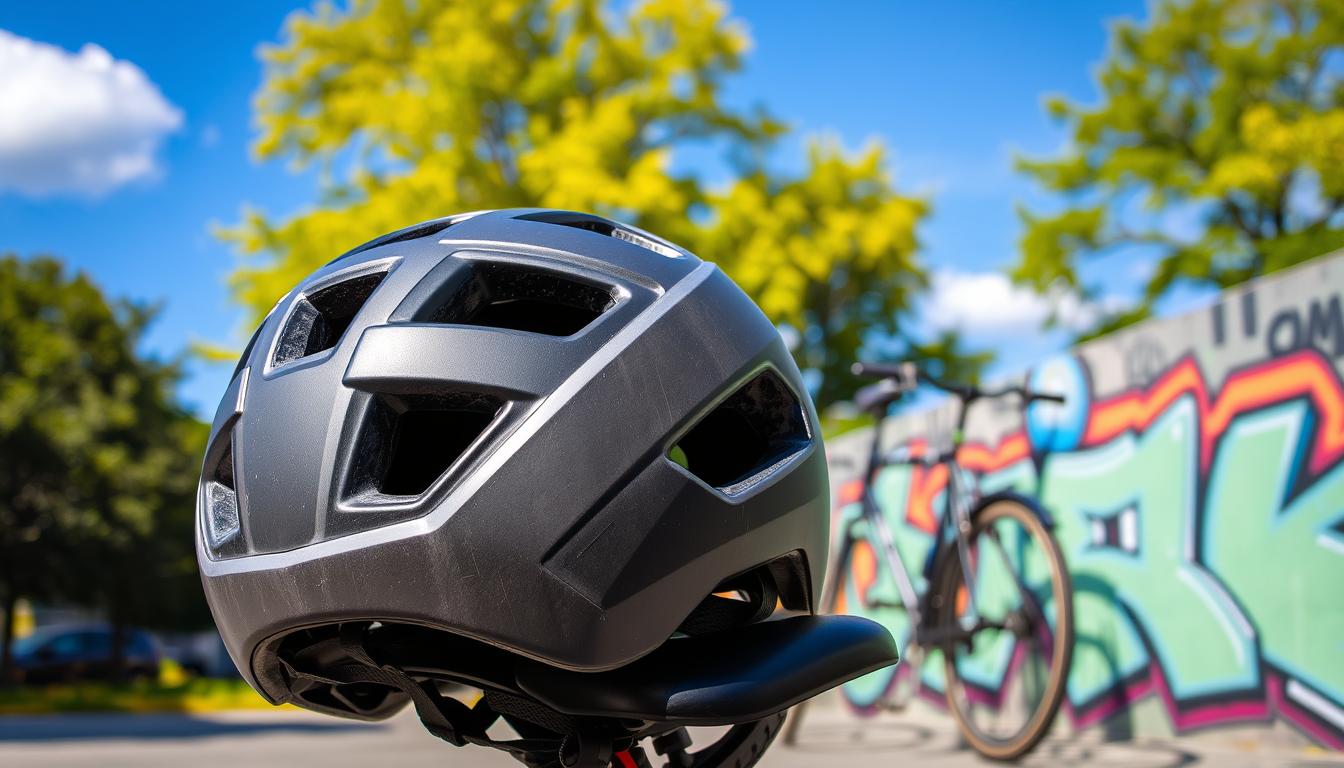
[0,677,279,715]
[820,411,874,440]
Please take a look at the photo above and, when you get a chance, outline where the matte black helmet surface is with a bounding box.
[197,209,896,767]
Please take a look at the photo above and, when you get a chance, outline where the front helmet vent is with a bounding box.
[516,211,682,258]
[272,271,386,368]
[418,262,615,337]
[669,369,810,494]
[204,438,241,549]
[345,393,504,499]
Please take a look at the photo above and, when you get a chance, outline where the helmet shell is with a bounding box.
[196,210,829,706]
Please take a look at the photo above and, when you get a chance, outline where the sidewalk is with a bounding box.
[0,694,1338,766]
[774,696,1344,767]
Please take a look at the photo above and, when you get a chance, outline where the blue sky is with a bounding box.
[0,0,1162,416]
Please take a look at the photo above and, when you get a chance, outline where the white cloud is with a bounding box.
[0,29,182,197]
[891,142,1022,200]
[923,269,1128,337]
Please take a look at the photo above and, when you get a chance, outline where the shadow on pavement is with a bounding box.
[1028,740,1201,767]
[0,713,381,743]
[784,714,1212,767]
[783,720,937,753]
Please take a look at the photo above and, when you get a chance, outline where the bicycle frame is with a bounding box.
[821,390,985,648]
[786,369,1070,750]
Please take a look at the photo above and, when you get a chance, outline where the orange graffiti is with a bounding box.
[906,462,947,533]
[835,539,879,614]
[901,432,1029,530]
[958,432,1031,473]
[1086,350,1344,474]
[855,349,1344,528]
[835,478,865,507]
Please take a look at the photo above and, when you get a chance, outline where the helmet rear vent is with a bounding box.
[273,271,386,368]
[418,262,614,337]
[669,370,810,494]
[345,392,504,498]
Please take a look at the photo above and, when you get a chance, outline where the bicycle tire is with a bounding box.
[931,497,1073,761]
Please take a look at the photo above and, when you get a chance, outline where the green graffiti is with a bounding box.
[1043,397,1258,703]
[837,466,935,707]
[836,371,1344,745]
[1205,400,1344,709]
[981,461,1039,498]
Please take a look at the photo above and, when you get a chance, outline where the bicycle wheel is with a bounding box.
[930,497,1073,760]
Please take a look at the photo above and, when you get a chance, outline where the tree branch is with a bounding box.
[1221,198,1263,242]
[483,101,519,188]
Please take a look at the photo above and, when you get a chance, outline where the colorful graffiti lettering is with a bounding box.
[837,348,1344,748]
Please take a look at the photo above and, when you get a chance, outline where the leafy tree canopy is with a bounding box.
[0,255,208,677]
[704,141,985,406]
[223,0,976,408]
[225,0,777,319]
[1015,0,1344,336]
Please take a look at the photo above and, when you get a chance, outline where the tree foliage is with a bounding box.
[703,141,983,406]
[225,0,777,319]
[224,0,973,408]
[1016,0,1344,334]
[0,255,207,680]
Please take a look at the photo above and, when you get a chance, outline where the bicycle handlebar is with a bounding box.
[852,360,1066,404]
[851,361,918,389]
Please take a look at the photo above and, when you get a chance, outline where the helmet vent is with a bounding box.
[419,262,614,337]
[204,438,241,549]
[273,272,386,368]
[346,392,504,498]
[669,370,810,494]
[340,219,458,262]
[516,211,681,258]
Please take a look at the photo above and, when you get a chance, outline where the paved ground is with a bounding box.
[1,697,1340,767]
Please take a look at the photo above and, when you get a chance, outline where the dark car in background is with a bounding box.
[8,625,161,685]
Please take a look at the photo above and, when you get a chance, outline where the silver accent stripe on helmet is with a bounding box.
[198,261,720,577]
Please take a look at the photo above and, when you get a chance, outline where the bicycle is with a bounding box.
[783,361,1074,760]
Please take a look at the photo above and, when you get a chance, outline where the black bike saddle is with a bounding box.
[514,615,898,725]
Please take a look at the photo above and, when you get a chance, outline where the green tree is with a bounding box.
[224,0,777,321]
[223,0,979,408]
[703,141,985,407]
[72,395,210,675]
[0,255,207,681]
[1015,0,1344,336]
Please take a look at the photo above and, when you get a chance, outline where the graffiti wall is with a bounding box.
[829,253,1344,747]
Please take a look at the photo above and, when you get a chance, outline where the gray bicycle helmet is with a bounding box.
[197,209,897,767]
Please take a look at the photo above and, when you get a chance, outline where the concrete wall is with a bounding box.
[828,252,1344,747]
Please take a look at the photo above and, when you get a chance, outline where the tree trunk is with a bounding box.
[814,285,836,410]
[0,591,16,688]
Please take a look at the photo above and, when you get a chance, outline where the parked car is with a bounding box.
[157,630,238,678]
[8,625,160,685]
